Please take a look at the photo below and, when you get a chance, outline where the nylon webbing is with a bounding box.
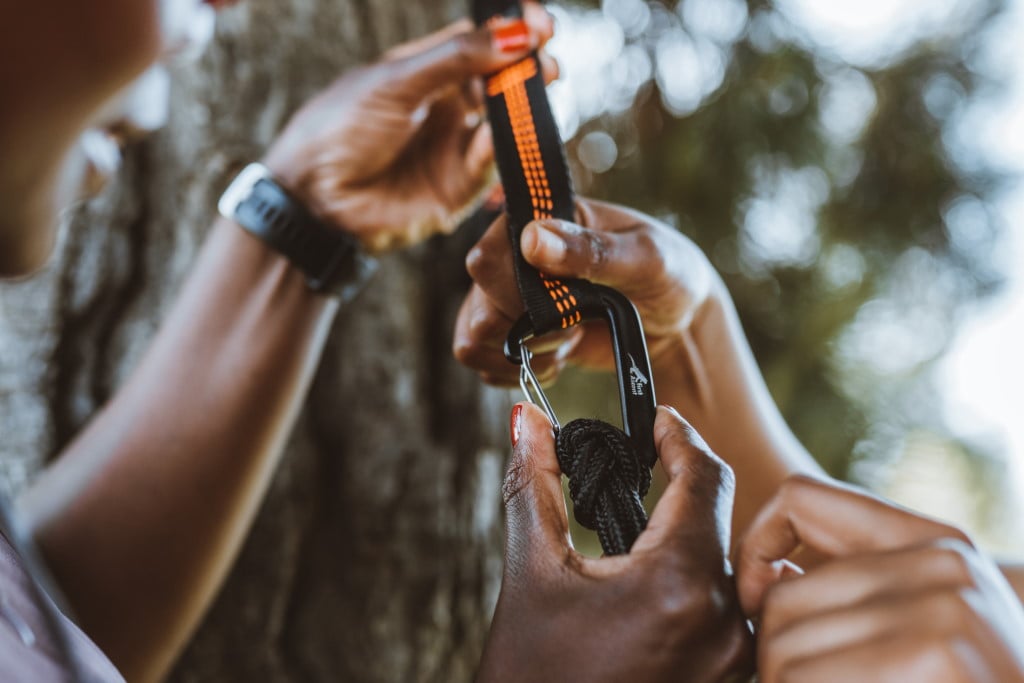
[472,1,605,337]
[473,0,653,555]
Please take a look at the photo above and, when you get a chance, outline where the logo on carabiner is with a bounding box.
[627,354,649,397]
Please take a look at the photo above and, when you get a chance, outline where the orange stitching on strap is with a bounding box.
[488,58,581,329]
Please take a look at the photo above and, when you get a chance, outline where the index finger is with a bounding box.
[734,475,971,616]
[385,2,554,62]
[466,213,526,320]
[385,4,555,103]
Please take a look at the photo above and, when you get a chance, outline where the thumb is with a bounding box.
[520,218,659,292]
[633,406,735,555]
[502,403,572,577]
[386,8,553,106]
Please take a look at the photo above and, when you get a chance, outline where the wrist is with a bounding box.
[647,281,758,439]
[218,163,377,302]
[648,333,713,426]
[655,281,817,464]
[212,216,324,300]
[646,281,728,410]
[260,145,307,205]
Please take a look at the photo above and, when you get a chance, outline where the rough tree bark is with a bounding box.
[0,1,513,681]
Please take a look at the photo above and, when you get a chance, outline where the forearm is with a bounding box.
[18,219,339,682]
[652,278,822,539]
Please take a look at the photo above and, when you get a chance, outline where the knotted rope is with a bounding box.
[557,419,651,555]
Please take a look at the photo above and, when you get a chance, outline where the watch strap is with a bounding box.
[222,164,376,300]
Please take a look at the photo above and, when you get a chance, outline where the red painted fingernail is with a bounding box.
[494,20,532,54]
[510,404,524,447]
[485,184,506,210]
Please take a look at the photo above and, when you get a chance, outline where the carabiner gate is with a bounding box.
[517,343,562,432]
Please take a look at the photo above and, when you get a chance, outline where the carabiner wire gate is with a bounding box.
[518,343,561,432]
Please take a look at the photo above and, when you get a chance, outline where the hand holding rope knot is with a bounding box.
[479,403,754,683]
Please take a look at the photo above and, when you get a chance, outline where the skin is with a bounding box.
[480,403,754,683]
[454,206,1024,677]
[735,476,1024,682]
[0,1,162,274]
[263,16,560,253]
[1,3,565,681]
[6,0,1017,681]
[454,202,821,541]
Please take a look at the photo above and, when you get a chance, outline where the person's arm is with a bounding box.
[20,220,337,680]
[17,10,555,682]
[653,273,821,537]
[453,200,822,541]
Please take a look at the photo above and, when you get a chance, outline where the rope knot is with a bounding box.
[556,418,652,555]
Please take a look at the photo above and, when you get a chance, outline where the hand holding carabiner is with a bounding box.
[454,198,716,385]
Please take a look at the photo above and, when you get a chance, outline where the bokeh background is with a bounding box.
[541,0,1024,556]
[0,0,1020,679]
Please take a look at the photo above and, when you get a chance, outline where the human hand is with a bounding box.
[735,476,1024,682]
[263,5,556,252]
[453,199,716,386]
[478,403,753,683]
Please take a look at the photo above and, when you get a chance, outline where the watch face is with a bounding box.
[218,163,273,219]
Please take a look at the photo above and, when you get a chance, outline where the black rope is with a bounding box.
[557,420,651,556]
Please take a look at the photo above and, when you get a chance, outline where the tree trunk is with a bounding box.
[0,1,511,680]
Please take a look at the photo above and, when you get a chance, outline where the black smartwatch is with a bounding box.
[218,163,377,301]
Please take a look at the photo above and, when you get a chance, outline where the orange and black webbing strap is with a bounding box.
[473,0,602,335]
[473,0,657,556]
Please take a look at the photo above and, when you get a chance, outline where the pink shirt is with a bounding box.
[0,522,124,682]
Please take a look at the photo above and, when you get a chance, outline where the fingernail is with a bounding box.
[493,19,532,54]
[523,7,555,44]
[510,404,525,447]
[526,223,566,262]
[779,559,805,580]
[484,184,506,210]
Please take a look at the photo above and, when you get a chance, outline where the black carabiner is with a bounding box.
[504,284,658,469]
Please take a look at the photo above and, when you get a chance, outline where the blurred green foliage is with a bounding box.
[551,0,1009,494]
